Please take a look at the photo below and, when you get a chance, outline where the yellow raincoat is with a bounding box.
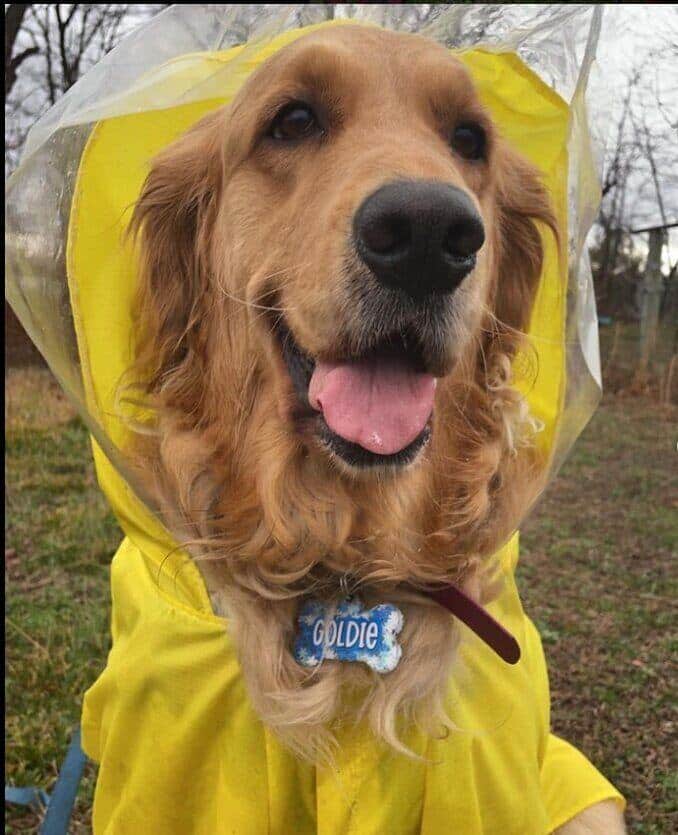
[60,22,624,835]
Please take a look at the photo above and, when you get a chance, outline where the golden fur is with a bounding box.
[129,26,554,761]
[555,801,626,835]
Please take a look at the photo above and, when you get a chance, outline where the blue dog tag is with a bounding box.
[294,597,404,674]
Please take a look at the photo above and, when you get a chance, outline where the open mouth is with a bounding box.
[275,319,436,468]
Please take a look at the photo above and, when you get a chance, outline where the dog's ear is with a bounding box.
[491,143,559,337]
[129,110,224,396]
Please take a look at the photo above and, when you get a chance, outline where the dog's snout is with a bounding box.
[353,180,485,299]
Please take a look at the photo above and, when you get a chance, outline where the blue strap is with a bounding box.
[40,728,87,835]
[4,728,87,835]
[4,784,50,809]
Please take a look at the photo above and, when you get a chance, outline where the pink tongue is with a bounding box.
[308,357,436,455]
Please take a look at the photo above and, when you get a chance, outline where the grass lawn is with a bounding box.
[5,367,677,833]
[5,369,119,833]
[519,393,677,834]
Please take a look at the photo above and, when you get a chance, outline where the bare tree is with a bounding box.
[5,4,168,175]
[634,226,668,389]
[5,4,39,95]
[593,43,677,293]
[594,67,643,309]
[4,3,166,365]
[23,5,128,104]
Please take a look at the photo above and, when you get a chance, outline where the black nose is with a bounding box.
[353,180,485,299]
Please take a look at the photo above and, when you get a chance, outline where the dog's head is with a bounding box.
[130,23,556,586]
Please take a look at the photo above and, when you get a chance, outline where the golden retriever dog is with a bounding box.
[127,24,624,835]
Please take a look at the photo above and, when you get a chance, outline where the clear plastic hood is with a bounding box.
[5,3,606,591]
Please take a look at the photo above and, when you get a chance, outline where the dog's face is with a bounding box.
[221,27,498,472]
[220,26,515,474]
[130,23,558,756]
[133,25,553,485]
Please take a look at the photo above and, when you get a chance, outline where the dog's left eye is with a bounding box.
[451,123,486,161]
[270,103,320,141]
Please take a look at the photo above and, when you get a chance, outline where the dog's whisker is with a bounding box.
[214,259,318,318]
[214,283,294,313]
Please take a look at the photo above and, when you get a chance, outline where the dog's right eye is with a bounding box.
[269,103,320,142]
[451,123,486,161]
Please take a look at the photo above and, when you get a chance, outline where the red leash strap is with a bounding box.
[426,585,521,665]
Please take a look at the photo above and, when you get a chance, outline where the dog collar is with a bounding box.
[423,585,521,665]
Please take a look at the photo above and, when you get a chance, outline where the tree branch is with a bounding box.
[5,4,34,95]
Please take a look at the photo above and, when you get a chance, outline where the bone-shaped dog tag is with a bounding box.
[294,597,404,674]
